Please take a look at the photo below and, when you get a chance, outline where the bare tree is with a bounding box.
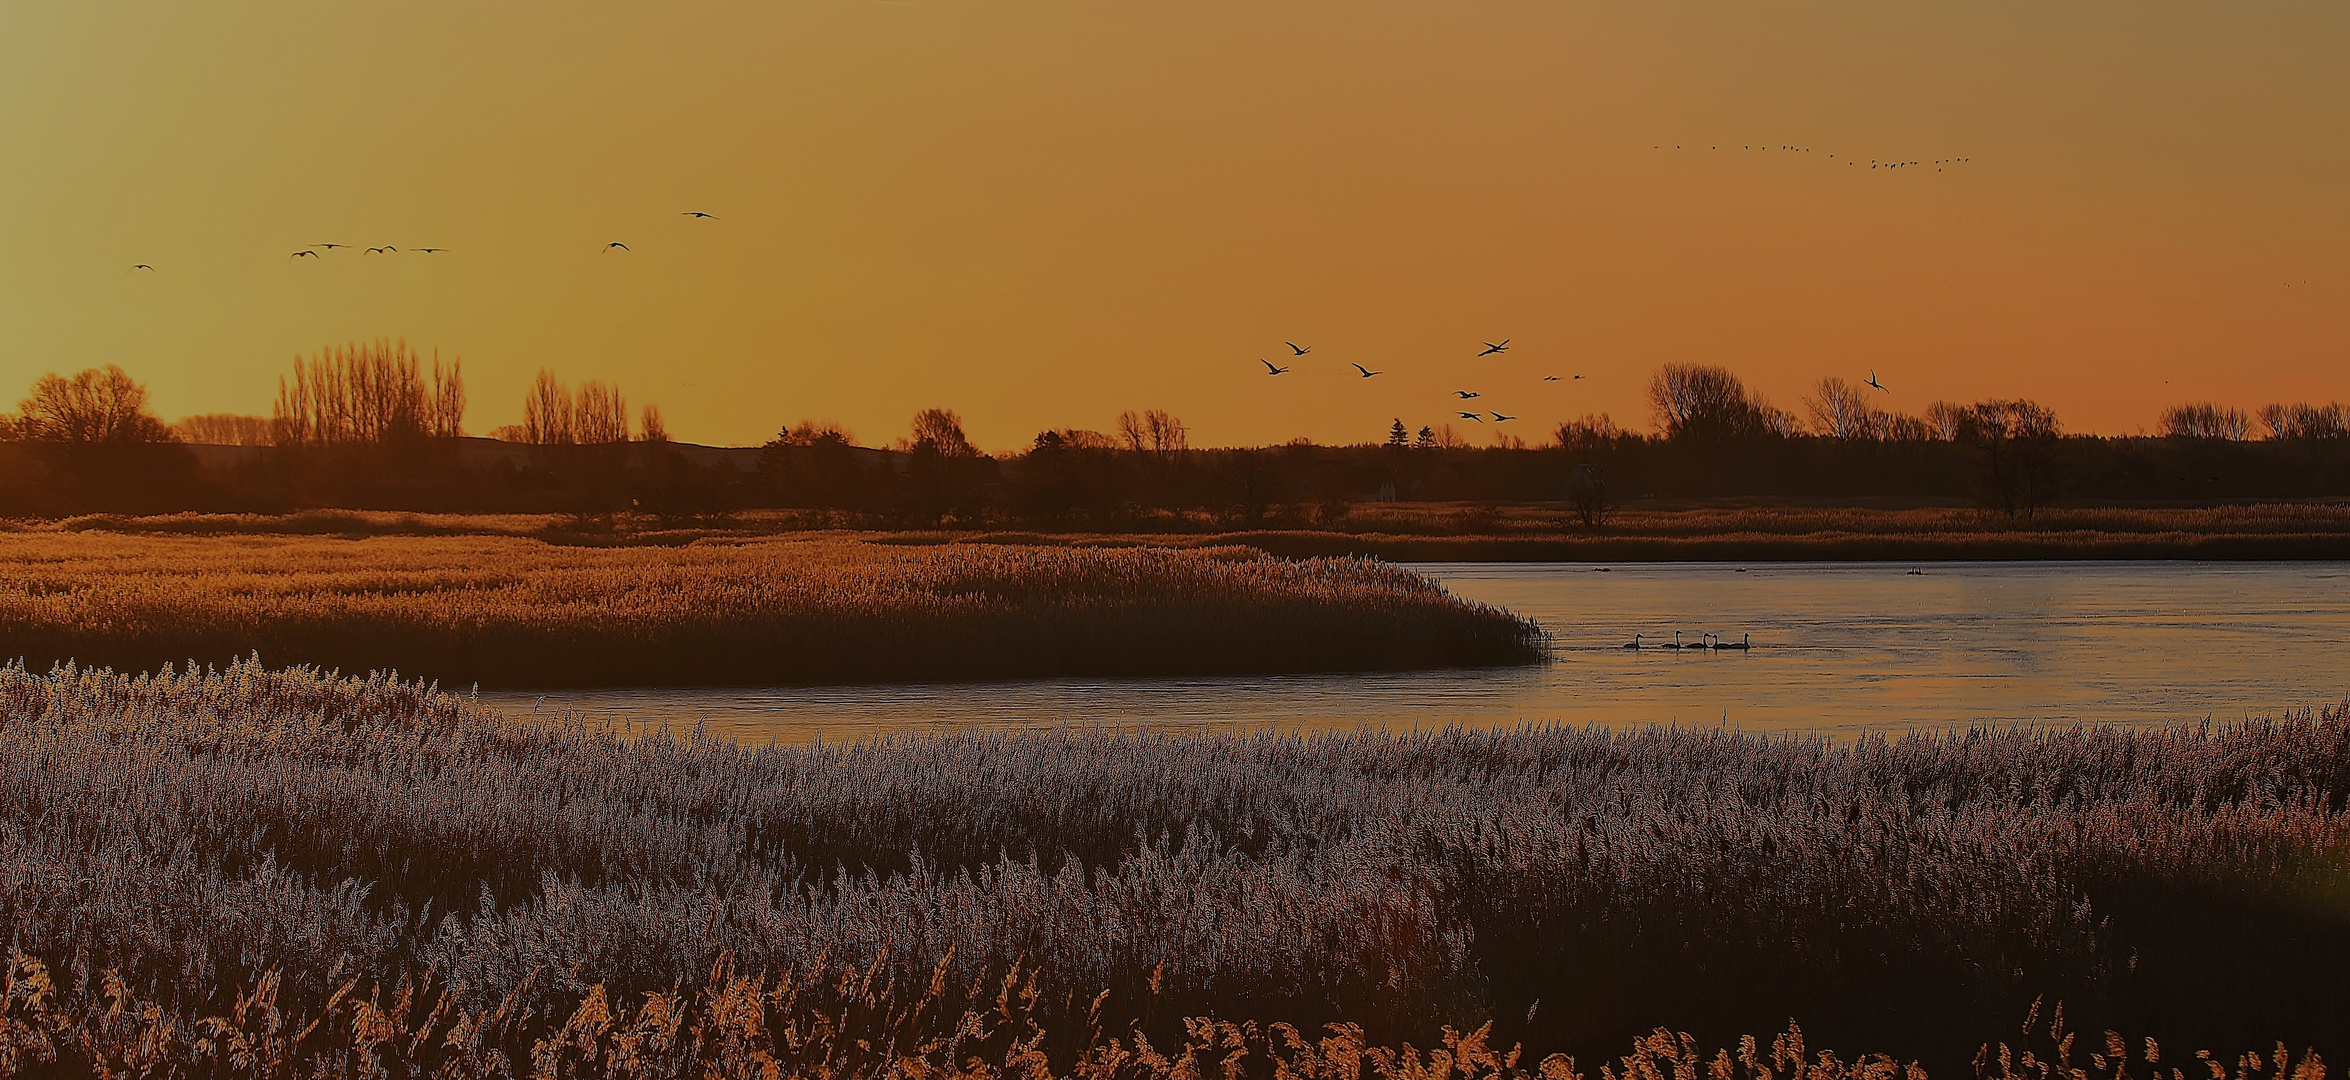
[14,365,175,443]
[1923,400,1975,442]
[272,340,462,445]
[909,408,976,457]
[174,414,274,446]
[1144,409,1187,455]
[1805,377,1880,440]
[522,369,576,445]
[639,404,670,444]
[430,353,466,439]
[2257,402,2349,441]
[1649,364,1761,440]
[1551,413,1621,455]
[574,381,631,444]
[1963,399,2063,518]
[2159,403,2251,440]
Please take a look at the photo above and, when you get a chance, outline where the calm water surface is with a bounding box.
[481,562,2350,743]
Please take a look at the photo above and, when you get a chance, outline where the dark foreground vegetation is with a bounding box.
[0,534,1542,688]
[3,662,2344,1076]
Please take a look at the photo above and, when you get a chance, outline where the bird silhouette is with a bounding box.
[1867,370,1887,392]
[604,242,630,252]
[1543,376,1560,382]
[1663,631,1685,651]
[1573,374,1583,380]
[131,264,154,271]
[1716,634,1751,651]
[1490,412,1515,422]
[415,247,447,254]
[1285,342,1311,356]
[1260,359,1290,375]
[365,246,396,254]
[1478,340,1510,356]
[1459,412,1485,422]
[1457,391,1481,399]
[312,243,348,250]
[682,211,718,219]
[1352,363,1380,378]
[1621,634,1643,650]
[290,250,319,259]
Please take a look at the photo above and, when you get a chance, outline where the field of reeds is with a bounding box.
[0,532,1542,688]
[2,660,2344,1076]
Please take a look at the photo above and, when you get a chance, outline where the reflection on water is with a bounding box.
[480,561,2350,744]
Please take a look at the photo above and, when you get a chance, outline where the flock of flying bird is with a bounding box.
[1258,338,1582,427]
[1654,142,1975,173]
[125,211,726,271]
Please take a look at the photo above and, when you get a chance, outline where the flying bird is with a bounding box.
[1478,340,1510,356]
[604,242,630,252]
[312,243,349,250]
[1285,342,1311,356]
[1260,359,1290,375]
[1543,376,1560,382]
[1573,374,1583,380]
[1459,412,1485,422]
[682,211,718,219]
[131,264,154,271]
[1490,412,1516,422]
[1867,370,1887,392]
[1457,391,1481,399]
[365,246,397,254]
[1351,363,1380,378]
[290,250,319,259]
[414,247,446,254]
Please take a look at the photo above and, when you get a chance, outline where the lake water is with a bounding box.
[479,561,2350,743]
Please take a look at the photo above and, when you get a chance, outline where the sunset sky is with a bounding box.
[3,0,2344,450]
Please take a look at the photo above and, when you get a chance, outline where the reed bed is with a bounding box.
[0,533,1543,687]
[1,661,2343,1076]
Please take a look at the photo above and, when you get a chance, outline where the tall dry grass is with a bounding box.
[1,661,2343,1075]
[0,533,1543,686]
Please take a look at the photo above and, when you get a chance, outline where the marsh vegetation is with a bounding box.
[1,661,2343,1075]
[0,533,1543,687]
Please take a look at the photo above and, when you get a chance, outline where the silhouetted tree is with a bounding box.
[174,414,273,446]
[575,381,630,444]
[522,369,576,445]
[1963,399,2063,518]
[14,365,175,443]
[2258,402,2348,441]
[2160,403,2252,441]
[1650,363,1764,441]
[272,340,462,445]
[1805,377,1881,440]
[4,365,198,512]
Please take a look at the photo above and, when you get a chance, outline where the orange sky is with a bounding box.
[2,0,2344,450]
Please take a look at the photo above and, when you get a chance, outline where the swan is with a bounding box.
[1621,634,1642,650]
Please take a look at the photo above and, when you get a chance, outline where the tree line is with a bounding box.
[2,352,2345,522]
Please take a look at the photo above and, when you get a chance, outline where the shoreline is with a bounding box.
[18,505,2350,562]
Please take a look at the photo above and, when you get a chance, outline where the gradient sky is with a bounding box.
[3,1,2344,450]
